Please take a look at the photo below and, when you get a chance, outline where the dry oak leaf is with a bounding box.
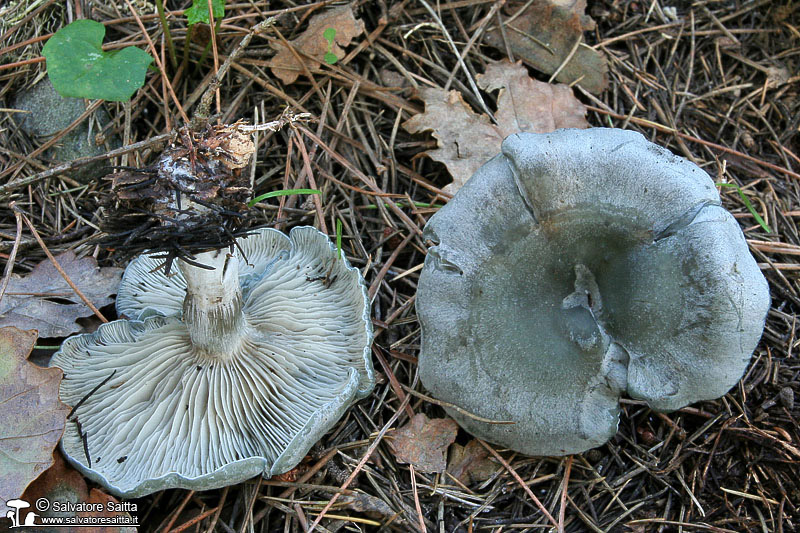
[0,327,69,509]
[391,413,458,473]
[21,449,89,522]
[484,0,608,94]
[403,60,588,194]
[21,452,135,532]
[447,439,498,485]
[0,251,122,338]
[268,4,365,85]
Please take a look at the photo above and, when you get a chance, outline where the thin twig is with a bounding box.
[193,18,275,128]
[0,135,171,199]
[206,0,222,116]
[399,384,515,425]
[409,464,427,533]
[417,0,494,119]
[477,438,559,528]
[122,0,189,123]
[13,205,108,323]
[67,370,117,420]
[307,376,416,533]
[0,206,23,309]
[558,455,573,533]
[161,491,195,533]
[292,129,328,234]
[168,505,221,533]
[297,126,423,236]
[0,100,104,180]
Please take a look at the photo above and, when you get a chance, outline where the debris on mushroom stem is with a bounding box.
[101,120,257,262]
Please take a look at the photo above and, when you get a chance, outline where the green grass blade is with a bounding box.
[716,183,771,233]
[248,189,321,207]
[735,189,771,233]
[336,219,343,258]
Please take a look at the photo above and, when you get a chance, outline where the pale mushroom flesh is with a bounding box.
[51,227,373,497]
[417,128,770,456]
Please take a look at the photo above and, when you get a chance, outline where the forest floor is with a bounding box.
[1,1,799,532]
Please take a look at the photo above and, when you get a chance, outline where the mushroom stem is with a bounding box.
[178,248,244,358]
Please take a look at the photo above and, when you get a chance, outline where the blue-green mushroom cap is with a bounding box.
[417,128,770,456]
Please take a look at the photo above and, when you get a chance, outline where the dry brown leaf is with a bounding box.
[403,60,588,193]
[446,439,498,485]
[0,251,122,338]
[21,449,89,520]
[484,0,608,94]
[481,60,590,134]
[323,491,416,530]
[269,4,365,85]
[404,88,502,195]
[391,414,458,473]
[0,327,69,509]
[337,492,394,517]
[19,452,136,531]
[77,489,137,533]
[766,65,790,87]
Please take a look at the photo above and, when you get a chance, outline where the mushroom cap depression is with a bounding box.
[417,128,770,456]
[51,226,373,497]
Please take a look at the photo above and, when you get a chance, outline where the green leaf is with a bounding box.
[42,20,153,102]
[186,0,225,26]
[323,27,337,64]
[248,188,321,207]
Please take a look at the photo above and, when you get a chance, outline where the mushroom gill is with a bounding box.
[51,227,373,498]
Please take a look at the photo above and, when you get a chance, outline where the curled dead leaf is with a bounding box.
[447,439,499,485]
[484,0,608,94]
[479,61,589,134]
[269,4,365,85]
[403,60,588,193]
[390,413,458,473]
[404,88,502,195]
[22,450,89,517]
[337,492,410,525]
[20,451,136,532]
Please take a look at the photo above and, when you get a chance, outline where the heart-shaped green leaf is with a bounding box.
[42,20,153,102]
[185,0,226,26]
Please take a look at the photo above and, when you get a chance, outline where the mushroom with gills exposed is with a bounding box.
[49,121,374,498]
[416,128,770,456]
